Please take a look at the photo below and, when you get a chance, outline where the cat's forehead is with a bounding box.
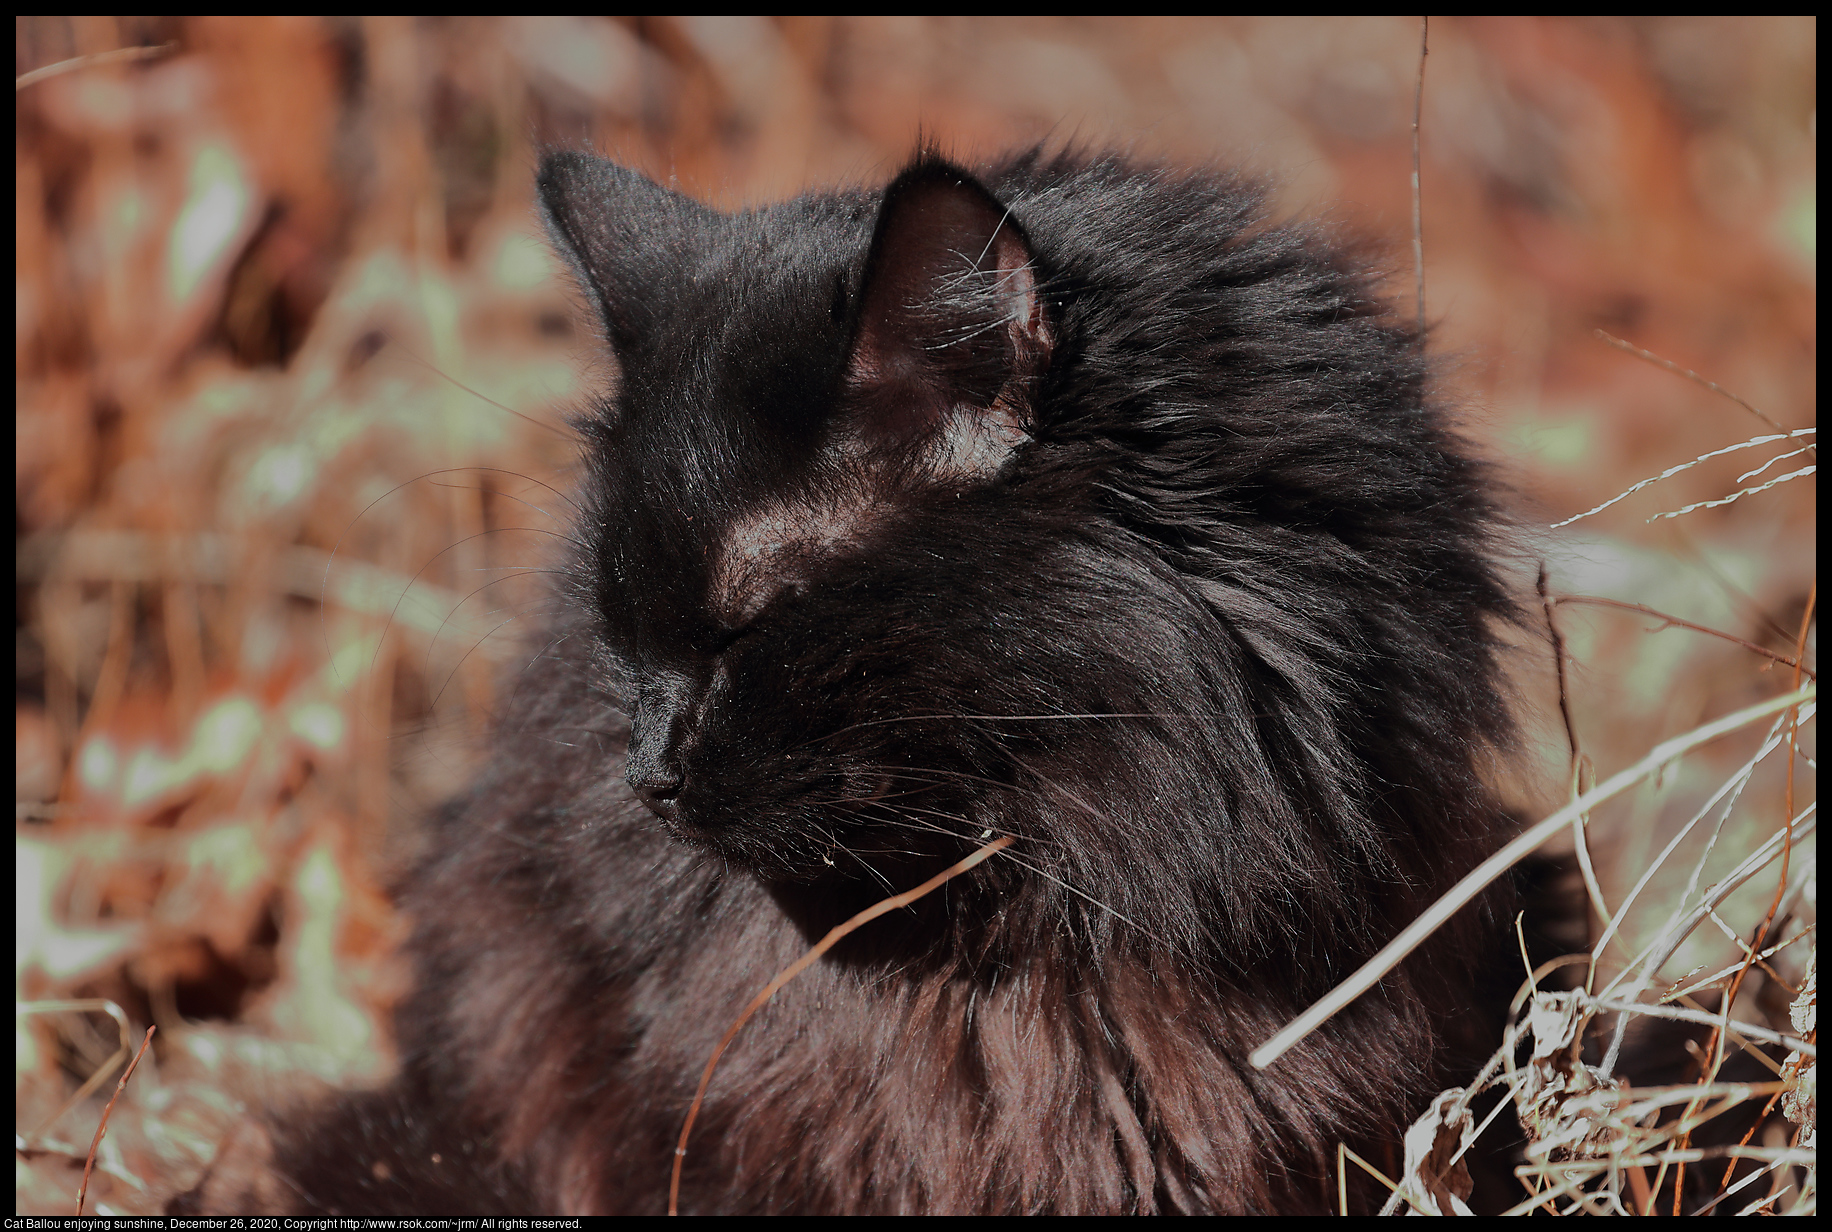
[692,199,870,306]
[711,486,881,625]
[598,177,1038,630]
[625,211,865,426]
[702,411,1026,626]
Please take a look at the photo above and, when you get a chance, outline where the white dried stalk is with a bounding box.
[1250,686,1814,1072]
[1600,804,1819,1079]
[1592,709,1808,987]
[1739,446,1815,483]
[1650,464,1815,521]
[1669,927,1814,1001]
[1550,428,1815,529]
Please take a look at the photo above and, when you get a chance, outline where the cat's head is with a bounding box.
[538,152,1070,876]
[537,149,1511,958]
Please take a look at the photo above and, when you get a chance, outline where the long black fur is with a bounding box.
[184,148,1523,1214]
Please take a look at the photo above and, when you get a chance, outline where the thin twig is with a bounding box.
[1249,685,1813,1070]
[668,835,1014,1215]
[17,43,176,90]
[1411,17,1429,340]
[75,1024,155,1216]
[1553,594,1815,679]
[1539,566,1580,764]
[1593,329,1808,450]
[1539,567,1612,938]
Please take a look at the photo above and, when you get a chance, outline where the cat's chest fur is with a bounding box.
[413,785,1389,1216]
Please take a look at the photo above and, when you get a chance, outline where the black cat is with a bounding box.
[182,147,1521,1214]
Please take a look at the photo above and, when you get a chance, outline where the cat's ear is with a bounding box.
[843,157,1052,472]
[537,152,712,356]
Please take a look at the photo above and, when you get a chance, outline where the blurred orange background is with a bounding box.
[15,17,1814,1213]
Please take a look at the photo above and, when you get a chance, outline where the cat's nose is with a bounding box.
[627,673,701,820]
[629,765,685,819]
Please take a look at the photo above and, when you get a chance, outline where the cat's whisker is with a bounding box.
[415,469,586,525]
[425,614,542,714]
[845,764,1057,817]
[824,781,945,806]
[864,801,1166,947]
[816,824,907,895]
[358,527,573,686]
[784,710,1209,757]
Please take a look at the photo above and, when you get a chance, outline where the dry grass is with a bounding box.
[15,17,1814,1215]
[1364,412,1816,1213]
[1373,675,1815,1214]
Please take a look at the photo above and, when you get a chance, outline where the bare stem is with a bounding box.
[1594,329,1808,451]
[1411,17,1429,340]
[75,1024,156,1216]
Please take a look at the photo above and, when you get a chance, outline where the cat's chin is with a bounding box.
[647,799,831,882]
[638,764,925,875]
[656,798,955,891]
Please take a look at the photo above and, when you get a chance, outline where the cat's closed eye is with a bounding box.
[710,623,759,656]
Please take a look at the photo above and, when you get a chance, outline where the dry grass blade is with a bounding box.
[1668,604,1814,1209]
[15,42,175,90]
[1588,711,1803,975]
[1250,685,1814,1071]
[1649,464,1815,522]
[668,834,1015,1216]
[16,1000,134,1146]
[1419,976,1807,1217]
[75,1025,155,1217]
[1586,999,1814,1056]
[1549,429,1815,529]
[1668,930,1813,1003]
[1597,801,1816,1075]
[1338,1141,1406,1214]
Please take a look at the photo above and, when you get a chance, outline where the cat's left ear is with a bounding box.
[537,151,713,358]
[842,157,1052,474]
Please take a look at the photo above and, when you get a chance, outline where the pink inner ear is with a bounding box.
[987,226,1052,371]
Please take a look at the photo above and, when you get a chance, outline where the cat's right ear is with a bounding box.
[843,157,1053,468]
[537,152,712,356]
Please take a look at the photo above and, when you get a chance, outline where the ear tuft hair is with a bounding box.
[841,156,1052,475]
